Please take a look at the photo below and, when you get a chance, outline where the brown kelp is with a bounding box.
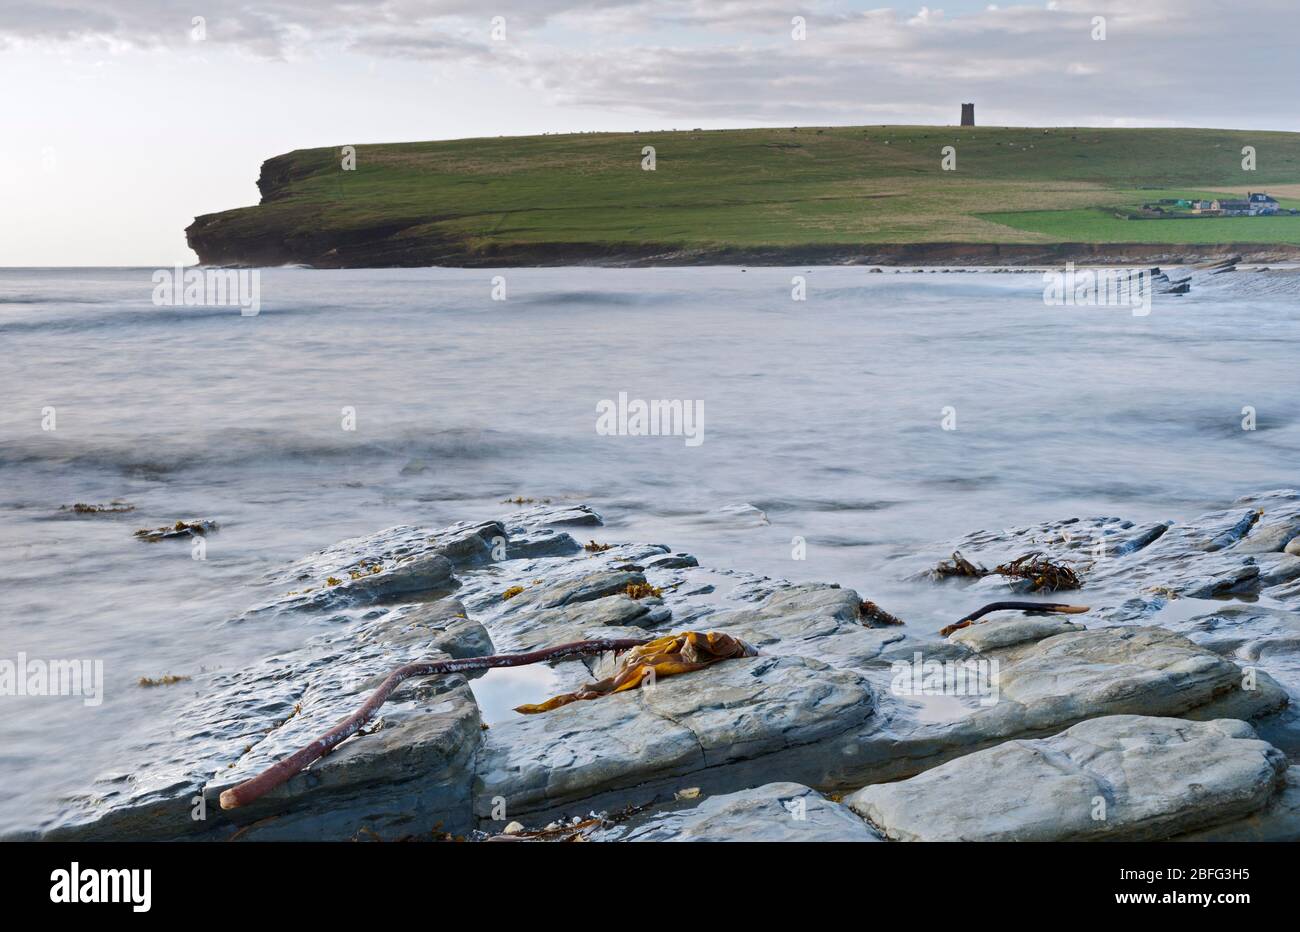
[858,600,906,626]
[930,551,988,579]
[514,631,756,714]
[992,552,1083,592]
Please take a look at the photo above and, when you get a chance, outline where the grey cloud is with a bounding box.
[2,1,1296,128]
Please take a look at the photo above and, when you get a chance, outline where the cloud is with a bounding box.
[2,0,1297,127]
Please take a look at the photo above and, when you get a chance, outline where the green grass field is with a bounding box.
[188,126,1300,264]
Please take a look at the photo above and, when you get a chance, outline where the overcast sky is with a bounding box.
[1,0,1296,266]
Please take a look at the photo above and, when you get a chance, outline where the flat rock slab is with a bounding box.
[820,624,1285,791]
[491,594,667,654]
[996,626,1265,722]
[212,685,483,841]
[593,782,882,842]
[847,715,1287,841]
[707,583,905,669]
[41,593,492,841]
[473,654,875,820]
[502,570,647,611]
[950,615,1085,652]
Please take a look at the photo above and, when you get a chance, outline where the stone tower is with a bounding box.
[961,103,975,126]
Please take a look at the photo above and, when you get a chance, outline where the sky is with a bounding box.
[1,0,1297,266]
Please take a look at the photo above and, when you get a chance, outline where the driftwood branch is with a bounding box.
[218,636,651,811]
[939,601,1090,638]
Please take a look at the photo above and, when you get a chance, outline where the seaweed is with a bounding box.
[515,631,753,715]
[501,585,525,600]
[930,550,988,579]
[858,600,906,626]
[137,674,191,687]
[993,552,1083,592]
[583,540,612,553]
[625,581,663,599]
[62,501,134,515]
[133,519,217,542]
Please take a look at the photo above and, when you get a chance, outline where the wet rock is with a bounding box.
[427,521,504,566]
[505,503,603,528]
[989,626,1285,726]
[1256,554,1300,587]
[258,525,464,614]
[814,624,1286,793]
[1158,604,1300,687]
[380,599,494,660]
[502,570,647,611]
[592,782,881,842]
[133,519,218,542]
[1176,769,1300,841]
[1288,537,1300,557]
[42,592,492,841]
[645,553,700,570]
[336,552,456,601]
[42,492,1300,842]
[949,615,1085,651]
[504,528,581,559]
[707,583,905,668]
[1235,518,1300,554]
[492,595,666,654]
[913,491,1300,607]
[847,716,1287,841]
[210,685,482,841]
[472,654,875,821]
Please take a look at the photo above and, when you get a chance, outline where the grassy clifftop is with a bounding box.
[186,126,1300,267]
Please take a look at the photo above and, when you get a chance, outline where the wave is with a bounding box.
[0,303,347,335]
[516,290,688,307]
[0,426,539,477]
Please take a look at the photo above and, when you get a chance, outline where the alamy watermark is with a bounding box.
[1,653,104,706]
[152,266,261,316]
[596,392,704,447]
[890,652,999,706]
[1043,262,1152,316]
[50,862,151,912]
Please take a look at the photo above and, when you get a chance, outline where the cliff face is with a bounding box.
[185,127,1300,268]
[186,211,453,267]
[185,217,1300,269]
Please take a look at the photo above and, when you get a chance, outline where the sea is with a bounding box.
[1,264,1297,833]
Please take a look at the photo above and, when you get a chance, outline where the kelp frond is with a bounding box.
[993,552,1083,592]
[930,550,988,579]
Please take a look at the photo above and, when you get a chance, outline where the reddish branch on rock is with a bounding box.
[939,601,1090,638]
[218,636,652,811]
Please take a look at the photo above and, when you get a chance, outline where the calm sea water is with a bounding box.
[1,265,1297,833]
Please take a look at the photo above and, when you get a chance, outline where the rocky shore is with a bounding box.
[20,492,1300,842]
